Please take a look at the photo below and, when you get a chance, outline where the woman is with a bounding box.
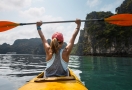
[36,19,81,77]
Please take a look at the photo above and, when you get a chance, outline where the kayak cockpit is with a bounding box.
[18,69,88,90]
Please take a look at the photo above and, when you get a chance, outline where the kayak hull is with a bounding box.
[18,69,88,90]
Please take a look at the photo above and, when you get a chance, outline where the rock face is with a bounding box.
[74,0,132,56]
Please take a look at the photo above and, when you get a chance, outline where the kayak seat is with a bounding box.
[34,71,76,82]
[34,76,75,82]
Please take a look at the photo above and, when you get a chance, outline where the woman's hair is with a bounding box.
[50,38,59,54]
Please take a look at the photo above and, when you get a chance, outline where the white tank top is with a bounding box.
[46,49,68,71]
[44,49,68,77]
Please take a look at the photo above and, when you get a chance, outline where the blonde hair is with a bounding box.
[50,38,59,54]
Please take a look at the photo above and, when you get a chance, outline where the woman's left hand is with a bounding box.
[36,21,43,27]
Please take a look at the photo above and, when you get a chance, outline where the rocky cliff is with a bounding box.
[74,0,132,56]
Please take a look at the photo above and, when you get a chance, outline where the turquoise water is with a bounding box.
[0,55,132,90]
[79,57,132,90]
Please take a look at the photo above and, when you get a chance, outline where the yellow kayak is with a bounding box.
[18,68,88,90]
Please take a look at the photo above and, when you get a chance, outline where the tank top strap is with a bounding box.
[60,49,68,71]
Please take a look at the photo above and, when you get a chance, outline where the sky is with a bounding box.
[0,0,124,45]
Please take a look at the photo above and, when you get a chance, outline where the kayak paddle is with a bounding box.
[0,14,132,32]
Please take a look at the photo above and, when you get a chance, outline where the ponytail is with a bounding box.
[50,38,59,54]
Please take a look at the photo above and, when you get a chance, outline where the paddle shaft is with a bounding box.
[19,19,104,25]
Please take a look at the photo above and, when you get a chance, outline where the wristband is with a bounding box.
[37,26,41,30]
[76,27,80,30]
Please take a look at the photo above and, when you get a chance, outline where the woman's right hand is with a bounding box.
[36,21,42,27]
[75,18,81,27]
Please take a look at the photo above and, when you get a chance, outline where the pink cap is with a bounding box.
[52,32,64,42]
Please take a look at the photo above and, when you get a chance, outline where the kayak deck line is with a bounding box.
[18,68,88,90]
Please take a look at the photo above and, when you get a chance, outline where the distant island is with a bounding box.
[0,38,67,55]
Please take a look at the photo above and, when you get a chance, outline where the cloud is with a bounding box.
[19,7,45,18]
[87,0,102,8]
[19,7,64,22]
[0,7,78,45]
[0,0,32,11]
[100,0,124,13]
[100,4,114,12]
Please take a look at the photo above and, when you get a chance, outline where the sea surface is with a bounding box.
[0,54,132,90]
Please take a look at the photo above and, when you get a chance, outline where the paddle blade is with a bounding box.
[0,21,19,32]
[105,14,132,26]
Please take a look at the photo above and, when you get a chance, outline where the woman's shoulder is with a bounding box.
[62,48,69,55]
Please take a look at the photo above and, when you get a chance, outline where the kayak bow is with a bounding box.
[18,68,88,90]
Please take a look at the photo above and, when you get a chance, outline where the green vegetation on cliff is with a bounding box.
[116,0,132,13]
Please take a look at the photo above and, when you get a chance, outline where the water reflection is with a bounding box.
[0,54,83,90]
[69,56,82,80]
[79,56,132,90]
[0,55,46,77]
